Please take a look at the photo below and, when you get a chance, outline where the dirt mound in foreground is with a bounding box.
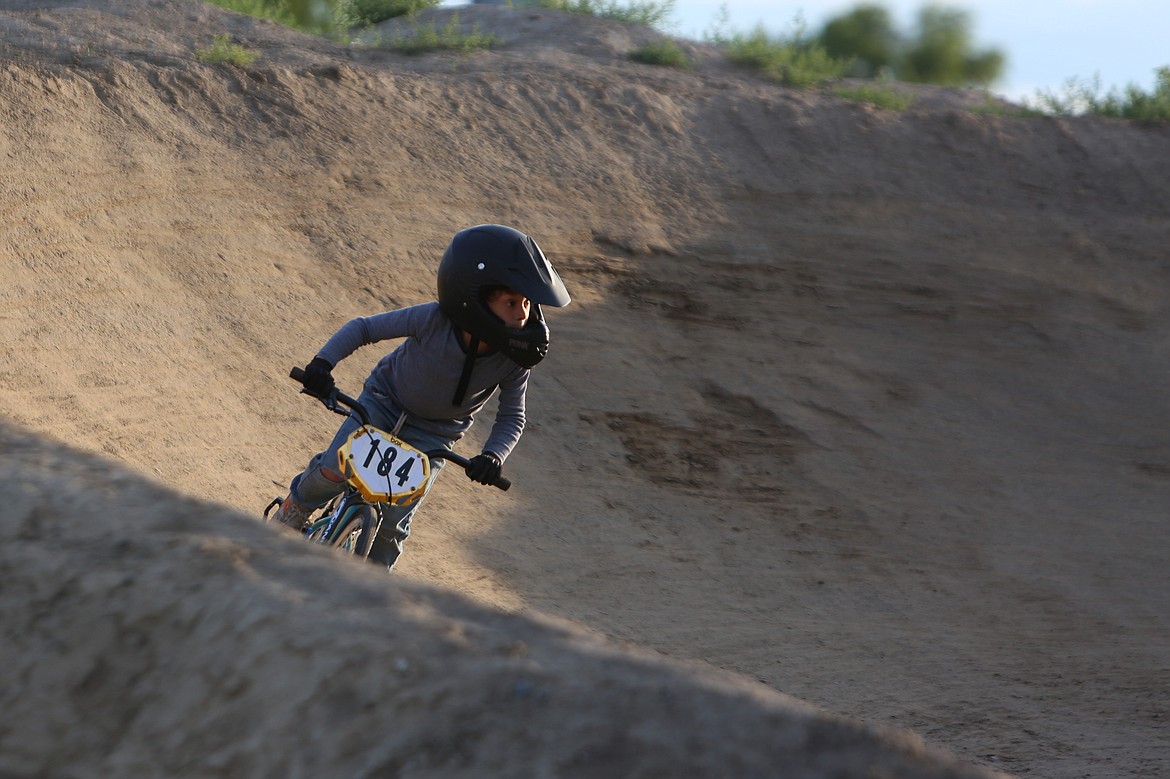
[0,419,997,778]
[1,1,1167,776]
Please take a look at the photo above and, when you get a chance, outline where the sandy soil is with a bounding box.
[1,1,1167,776]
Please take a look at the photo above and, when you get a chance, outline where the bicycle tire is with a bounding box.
[352,504,383,560]
[328,510,365,555]
[323,504,380,560]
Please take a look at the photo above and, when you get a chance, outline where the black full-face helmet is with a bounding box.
[437,224,571,369]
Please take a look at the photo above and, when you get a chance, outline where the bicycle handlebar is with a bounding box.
[290,366,370,425]
[425,449,511,491]
[289,366,510,491]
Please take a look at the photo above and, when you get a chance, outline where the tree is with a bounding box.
[816,3,1005,87]
[819,4,898,78]
[900,5,1004,86]
[284,0,330,27]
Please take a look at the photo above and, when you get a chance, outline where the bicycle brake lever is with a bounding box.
[299,386,346,417]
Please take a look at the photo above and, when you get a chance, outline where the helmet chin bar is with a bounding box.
[437,224,567,376]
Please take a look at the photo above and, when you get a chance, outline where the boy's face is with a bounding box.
[488,289,532,329]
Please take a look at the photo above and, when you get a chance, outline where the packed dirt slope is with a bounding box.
[1,1,1168,777]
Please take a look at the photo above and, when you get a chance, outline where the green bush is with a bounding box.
[1032,67,1170,120]
[209,0,339,35]
[208,0,438,37]
[834,82,914,110]
[350,0,440,26]
[386,13,499,55]
[535,0,676,31]
[209,0,300,27]
[197,34,260,65]
[722,22,848,87]
[628,39,690,69]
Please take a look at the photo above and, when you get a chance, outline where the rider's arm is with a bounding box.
[316,303,436,367]
[482,370,529,462]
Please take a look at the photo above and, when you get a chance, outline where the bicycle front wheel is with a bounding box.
[326,504,381,560]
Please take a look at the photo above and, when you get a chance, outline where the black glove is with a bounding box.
[302,356,335,398]
[465,452,502,485]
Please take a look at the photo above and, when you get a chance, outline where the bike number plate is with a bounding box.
[338,428,431,506]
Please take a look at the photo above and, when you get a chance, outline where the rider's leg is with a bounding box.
[288,453,348,508]
[361,396,456,570]
[367,455,446,570]
[270,460,348,531]
[272,391,385,530]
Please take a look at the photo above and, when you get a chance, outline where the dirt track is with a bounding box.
[1,2,1168,777]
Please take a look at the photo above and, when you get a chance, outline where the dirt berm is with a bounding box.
[1,1,1167,777]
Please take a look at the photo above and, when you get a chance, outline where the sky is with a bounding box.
[663,0,1169,101]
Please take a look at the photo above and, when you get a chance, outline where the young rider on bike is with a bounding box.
[269,224,572,570]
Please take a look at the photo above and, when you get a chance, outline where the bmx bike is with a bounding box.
[264,366,510,561]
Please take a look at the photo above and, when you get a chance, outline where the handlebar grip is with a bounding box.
[290,366,306,383]
[424,449,511,491]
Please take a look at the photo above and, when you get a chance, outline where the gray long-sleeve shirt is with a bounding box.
[317,302,528,461]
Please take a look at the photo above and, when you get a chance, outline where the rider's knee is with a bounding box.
[291,462,346,507]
